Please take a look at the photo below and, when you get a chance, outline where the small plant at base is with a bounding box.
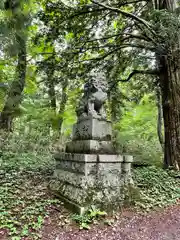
[71,206,107,230]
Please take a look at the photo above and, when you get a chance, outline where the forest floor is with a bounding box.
[41,204,180,240]
[1,151,180,240]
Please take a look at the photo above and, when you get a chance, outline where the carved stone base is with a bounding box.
[72,117,112,141]
[50,153,133,214]
[66,140,114,154]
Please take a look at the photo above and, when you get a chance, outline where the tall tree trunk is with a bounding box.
[58,79,68,133]
[108,55,125,122]
[156,84,164,150]
[154,0,180,169]
[0,34,27,131]
[158,52,180,170]
[47,74,68,133]
[47,70,56,135]
[47,73,56,110]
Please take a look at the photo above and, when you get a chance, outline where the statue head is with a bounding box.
[84,70,108,93]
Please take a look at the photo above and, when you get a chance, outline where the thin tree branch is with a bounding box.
[72,43,155,55]
[91,0,155,35]
[117,43,155,51]
[82,32,150,44]
[120,34,150,42]
[136,22,157,44]
[80,10,111,49]
[109,69,160,90]
[68,7,107,19]
[57,6,108,26]
[72,47,121,64]
[120,0,148,6]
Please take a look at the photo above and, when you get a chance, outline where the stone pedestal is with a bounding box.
[66,117,115,154]
[50,113,133,214]
[50,153,133,214]
[66,140,114,154]
[72,117,112,141]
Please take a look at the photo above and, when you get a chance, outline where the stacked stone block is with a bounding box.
[50,117,133,214]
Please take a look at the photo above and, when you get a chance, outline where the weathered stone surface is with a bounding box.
[98,154,123,162]
[121,156,133,184]
[97,162,121,175]
[54,169,95,187]
[49,179,89,205]
[49,185,87,215]
[56,161,97,175]
[54,164,122,187]
[54,153,97,162]
[72,118,112,141]
[54,153,125,187]
[122,156,133,174]
[123,155,133,163]
[66,140,114,154]
[51,153,133,213]
[75,71,108,121]
[122,163,131,173]
[55,153,123,162]
[50,179,122,210]
[97,172,122,187]
[49,177,123,210]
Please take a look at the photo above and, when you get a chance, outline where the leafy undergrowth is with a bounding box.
[1,148,180,239]
[0,151,64,240]
[133,166,180,210]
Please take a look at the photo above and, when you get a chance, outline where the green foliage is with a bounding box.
[133,166,180,210]
[114,94,163,166]
[0,130,61,239]
[71,207,107,230]
[24,65,38,94]
[150,9,180,47]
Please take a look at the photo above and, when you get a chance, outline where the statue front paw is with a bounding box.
[88,110,97,116]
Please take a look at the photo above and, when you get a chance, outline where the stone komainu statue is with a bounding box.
[76,73,108,120]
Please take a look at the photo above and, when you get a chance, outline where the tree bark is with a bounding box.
[154,0,180,169]
[47,74,68,133]
[156,85,164,150]
[47,73,56,110]
[157,52,180,170]
[0,34,27,131]
[58,79,68,133]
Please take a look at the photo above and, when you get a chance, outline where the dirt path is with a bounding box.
[42,205,180,240]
